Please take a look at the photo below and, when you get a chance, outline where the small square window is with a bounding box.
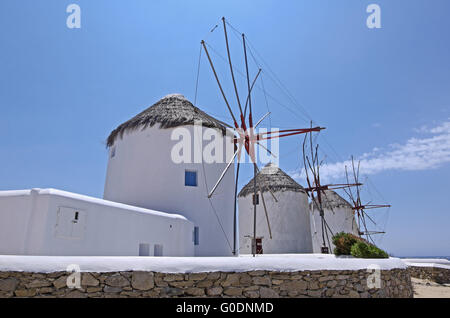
[139,243,150,256]
[154,244,163,256]
[252,194,259,205]
[185,170,197,187]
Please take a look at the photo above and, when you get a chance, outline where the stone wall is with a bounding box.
[408,266,450,284]
[0,268,413,298]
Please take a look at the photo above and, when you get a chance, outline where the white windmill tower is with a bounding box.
[238,163,313,254]
[104,93,236,256]
[310,189,359,253]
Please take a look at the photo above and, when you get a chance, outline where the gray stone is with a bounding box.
[47,272,65,278]
[360,291,370,298]
[87,287,102,293]
[0,278,19,292]
[308,281,319,290]
[15,289,37,297]
[38,287,54,294]
[163,287,184,296]
[224,287,243,296]
[53,276,68,289]
[348,290,360,298]
[260,287,279,298]
[197,280,213,288]
[104,285,122,293]
[239,273,252,285]
[282,280,307,291]
[189,273,208,281]
[252,276,271,286]
[248,271,266,276]
[221,273,240,287]
[26,279,52,288]
[169,280,195,288]
[244,290,260,298]
[327,280,338,288]
[120,291,142,297]
[82,273,100,287]
[272,279,284,285]
[131,272,154,290]
[105,274,130,287]
[185,287,205,296]
[162,274,184,282]
[65,290,87,298]
[307,290,322,297]
[207,272,221,280]
[207,286,223,296]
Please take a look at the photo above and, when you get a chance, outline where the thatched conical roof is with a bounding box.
[310,189,353,210]
[107,94,230,147]
[238,163,305,198]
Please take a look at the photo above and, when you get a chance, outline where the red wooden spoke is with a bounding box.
[304,183,362,193]
[352,204,391,210]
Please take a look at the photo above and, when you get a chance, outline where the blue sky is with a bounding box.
[0,1,449,256]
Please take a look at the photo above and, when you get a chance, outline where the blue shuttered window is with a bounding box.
[185,170,197,187]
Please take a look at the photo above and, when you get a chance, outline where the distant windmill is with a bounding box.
[342,156,391,244]
[200,17,325,256]
[302,127,361,253]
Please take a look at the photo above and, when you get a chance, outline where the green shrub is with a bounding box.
[332,232,363,255]
[350,241,389,259]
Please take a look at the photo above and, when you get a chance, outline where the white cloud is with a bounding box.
[293,119,450,182]
[429,120,450,134]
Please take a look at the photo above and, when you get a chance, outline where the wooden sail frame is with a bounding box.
[302,127,361,253]
[201,17,325,256]
[342,156,391,244]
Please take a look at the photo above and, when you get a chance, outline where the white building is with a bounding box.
[238,163,313,254]
[104,94,235,256]
[0,188,194,256]
[0,94,235,257]
[310,190,359,253]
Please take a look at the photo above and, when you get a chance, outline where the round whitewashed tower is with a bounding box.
[104,94,236,256]
[310,190,359,253]
[238,163,313,254]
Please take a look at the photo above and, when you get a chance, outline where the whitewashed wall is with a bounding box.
[0,189,194,256]
[104,125,236,256]
[239,190,313,254]
[310,191,359,253]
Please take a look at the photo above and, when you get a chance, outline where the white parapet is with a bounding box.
[0,254,408,273]
[0,188,194,257]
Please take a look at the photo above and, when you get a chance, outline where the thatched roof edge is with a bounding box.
[106,94,230,147]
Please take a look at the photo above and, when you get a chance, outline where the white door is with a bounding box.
[55,207,86,239]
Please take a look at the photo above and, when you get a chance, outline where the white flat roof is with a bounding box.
[402,258,450,270]
[0,188,189,221]
[0,254,408,273]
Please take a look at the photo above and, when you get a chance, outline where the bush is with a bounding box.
[332,232,364,256]
[350,241,389,259]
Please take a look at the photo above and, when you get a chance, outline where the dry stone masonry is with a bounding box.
[0,268,412,298]
[408,266,450,284]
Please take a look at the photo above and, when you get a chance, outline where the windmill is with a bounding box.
[302,127,361,253]
[200,17,325,256]
[342,156,391,244]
